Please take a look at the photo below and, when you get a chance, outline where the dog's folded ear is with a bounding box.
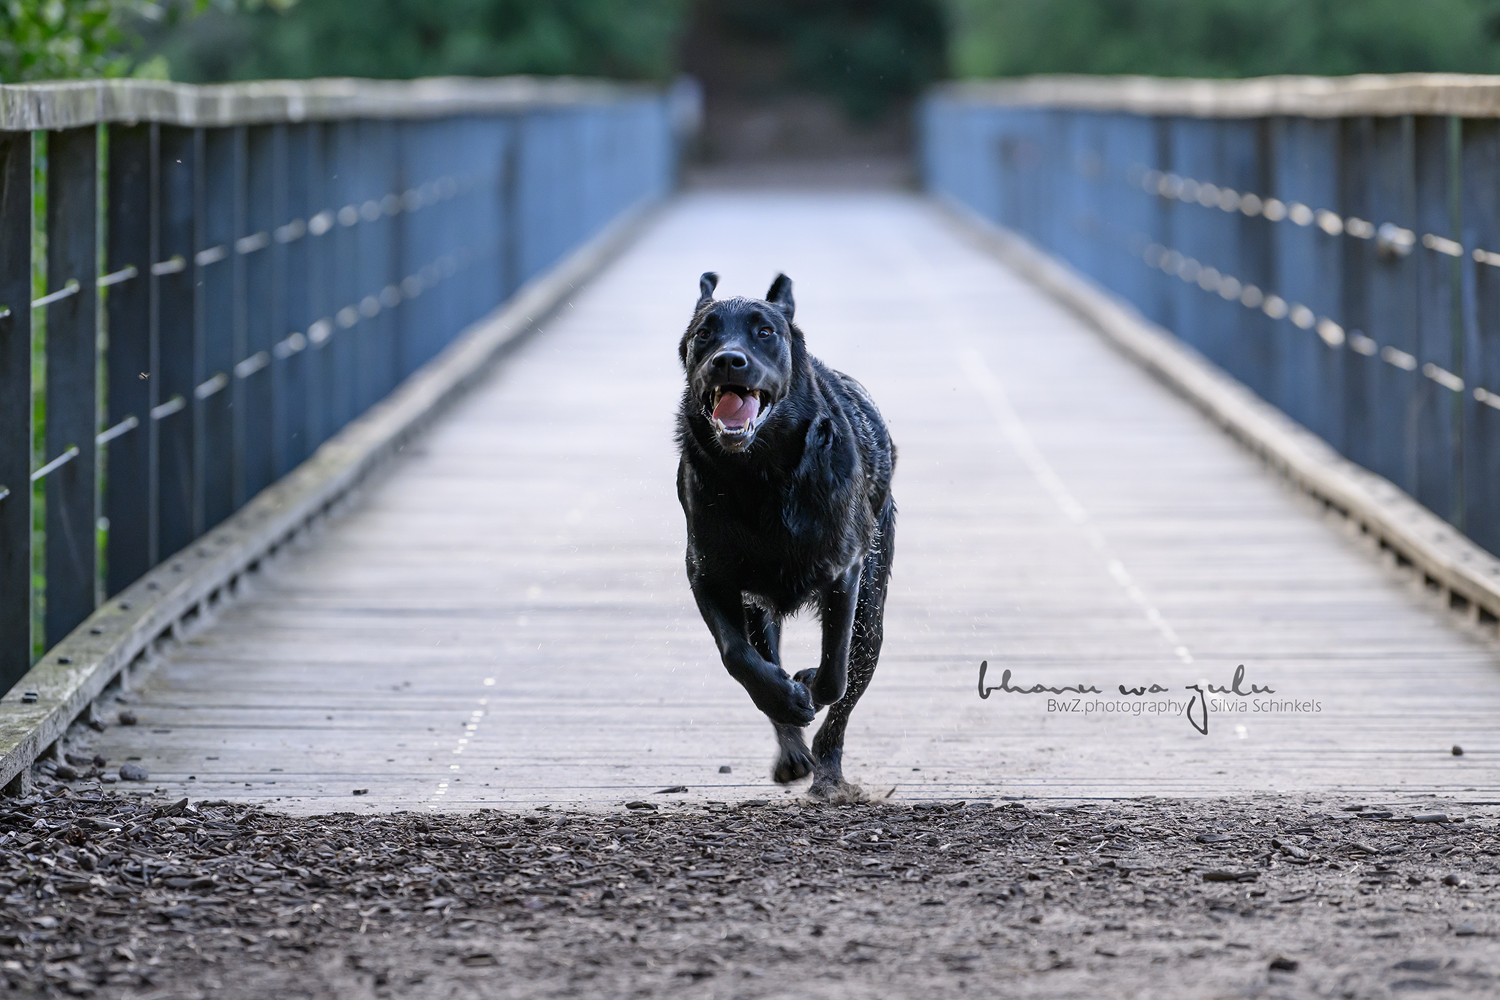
[766,273,794,320]
[697,272,719,309]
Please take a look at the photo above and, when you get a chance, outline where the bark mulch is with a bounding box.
[1,785,1497,998]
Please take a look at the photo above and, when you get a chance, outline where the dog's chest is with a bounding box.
[687,472,862,602]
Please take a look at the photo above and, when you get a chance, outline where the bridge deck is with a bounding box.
[88,192,1500,812]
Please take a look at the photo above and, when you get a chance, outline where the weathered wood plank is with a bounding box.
[85,192,1500,813]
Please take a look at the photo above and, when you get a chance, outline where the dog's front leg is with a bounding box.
[793,562,861,708]
[689,574,816,727]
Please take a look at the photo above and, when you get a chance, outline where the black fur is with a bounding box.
[675,272,896,798]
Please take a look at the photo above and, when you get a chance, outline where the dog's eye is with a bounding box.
[756,327,773,339]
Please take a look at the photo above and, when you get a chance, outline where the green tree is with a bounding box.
[157,0,690,83]
[946,0,1500,79]
[1,0,135,81]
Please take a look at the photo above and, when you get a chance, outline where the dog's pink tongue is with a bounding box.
[712,391,760,428]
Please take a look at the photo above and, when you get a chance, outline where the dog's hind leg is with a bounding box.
[749,604,814,784]
[809,498,895,801]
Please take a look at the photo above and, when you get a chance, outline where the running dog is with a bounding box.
[675,272,896,799]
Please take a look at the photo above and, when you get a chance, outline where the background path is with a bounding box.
[86,192,1500,812]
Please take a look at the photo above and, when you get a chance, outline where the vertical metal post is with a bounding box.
[198,127,241,533]
[1459,120,1500,555]
[329,120,359,433]
[306,122,334,452]
[155,126,199,561]
[0,131,33,687]
[104,123,157,596]
[1271,117,1343,449]
[1339,117,1377,474]
[501,115,522,301]
[43,126,100,646]
[1412,116,1462,525]
[240,125,278,503]
[1365,116,1419,494]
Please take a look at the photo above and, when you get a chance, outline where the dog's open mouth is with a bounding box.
[705,386,771,441]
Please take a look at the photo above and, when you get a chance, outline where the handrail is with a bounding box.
[0,75,677,694]
[937,73,1500,119]
[922,76,1500,575]
[0,75,660,131]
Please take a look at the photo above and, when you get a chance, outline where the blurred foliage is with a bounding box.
[1,0,136,81]
[946,0,1500,79]
[698,0,948,121]
[156,0,690,83]
[0,0,294,83]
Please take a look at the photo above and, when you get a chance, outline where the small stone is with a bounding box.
[92,754,105,767]
[718,765,731,774]
[119,763,148,782]
[1442,873,1465,887]
[1412,813,1449,824]
[1196,833,1231,843]
[117,710,137,726]
[53,764,78,781]
[1269,957,1299,972]
[1452,745,1464,756]
[1454,922,1478,937]
[1202,870,1258,883]
[655,785,688,794]
[352,789,369,795]
[63,753,92,767]
[624,801,656,810]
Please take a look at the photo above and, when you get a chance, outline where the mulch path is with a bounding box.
[1,785,1497,998]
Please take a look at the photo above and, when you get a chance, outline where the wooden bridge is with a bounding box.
[2,77,1499,811]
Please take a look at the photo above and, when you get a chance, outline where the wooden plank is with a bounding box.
[77,192,1500,813]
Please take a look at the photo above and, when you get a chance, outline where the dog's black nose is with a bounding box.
[710,350,749,373]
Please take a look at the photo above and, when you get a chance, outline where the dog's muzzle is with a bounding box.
[703,385,773,451]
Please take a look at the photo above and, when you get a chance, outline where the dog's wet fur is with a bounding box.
[676,272,895,799]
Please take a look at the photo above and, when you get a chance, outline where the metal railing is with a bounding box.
[0,77,677,691]
[922,74,1500,562]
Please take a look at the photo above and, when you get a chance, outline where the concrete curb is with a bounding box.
[938,196,1500,629]
[0,198,664,793]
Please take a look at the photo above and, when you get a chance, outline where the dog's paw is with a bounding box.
[763,679,816,728]
[772,726,814,784]
[792,667,842,708]
[808,778,866,803]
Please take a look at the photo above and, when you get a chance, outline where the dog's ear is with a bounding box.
[697,272,719,310]
[766,273,794,320]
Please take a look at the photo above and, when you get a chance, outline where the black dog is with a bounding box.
[675,272,896,799]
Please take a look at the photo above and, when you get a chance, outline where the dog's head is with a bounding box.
[680,272,799,454]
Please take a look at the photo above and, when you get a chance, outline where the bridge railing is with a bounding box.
[1,77,677,690]
[922,75,1500,562]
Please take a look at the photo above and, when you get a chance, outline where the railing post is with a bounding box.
[1413,116,1462,526]
[104,123,157,597]
[155,126,200,561]
[199,127,243,533]
[1460,119,1500,556]
[240,125,280,503]
[43,125,102,646]
[1338,116,1377,475]
[329,120,359,433]
[1271,117,1344,450]
[1364,116,1420,495]
[0,132,33,686]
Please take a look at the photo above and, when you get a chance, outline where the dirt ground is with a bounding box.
[0,784,1496,999]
